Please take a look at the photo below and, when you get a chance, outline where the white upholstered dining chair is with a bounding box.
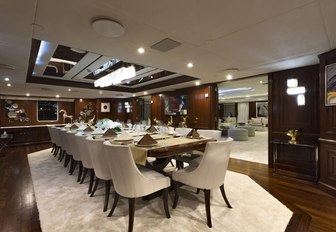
[172,138,233,228]
[73,133,95,193]
[103,141,171,232]
[85,136,112,212]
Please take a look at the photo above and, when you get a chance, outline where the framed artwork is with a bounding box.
[164,95,187,115]
[256,102,268,118]
[101,102,110,112]
[325,62,336,106]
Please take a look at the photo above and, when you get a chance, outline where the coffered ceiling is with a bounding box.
[0,0,336,99]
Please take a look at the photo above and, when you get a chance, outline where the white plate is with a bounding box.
[114,138,133,142]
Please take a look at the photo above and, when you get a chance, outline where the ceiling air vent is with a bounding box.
[150,38,181,52]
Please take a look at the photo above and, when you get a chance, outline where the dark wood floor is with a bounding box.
[0,143,335,232]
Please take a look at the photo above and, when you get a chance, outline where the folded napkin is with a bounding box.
[83,126,94,132]
[103,128,117,137]
[146,125,157,133]
[137,134,157,145]
[70,124,79,130]
[187,129,200,138]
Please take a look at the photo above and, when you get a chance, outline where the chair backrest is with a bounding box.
[184,139,233,189]
[58,129,71,154]
[175,127,192,136]
[197,129,222,141]
[85,136,111,180]
[103,141,159,198]
[64,131,82,161]
[73,133,93,169]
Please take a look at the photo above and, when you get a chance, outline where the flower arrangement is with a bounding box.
[96,118,122,132]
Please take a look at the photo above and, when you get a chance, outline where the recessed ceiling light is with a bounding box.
[91,18,125,38]
[133,94,136,97]
[26,93,30,96]
[56,94,59,98]
[195,81,200,86]
[79,98,83,102]
[159,94,162,97]
[68,88,71,91]
[137,47,145,54]
[223,68,238,80]
[99,91,102,94]
[259,81,263,84]
[150,75,153,79]
[187,62,193,68]
[144,91,147,95]
[226,74,233,80]
[7,83,11,87]
[4,77,9,81]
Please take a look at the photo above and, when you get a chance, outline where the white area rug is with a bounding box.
[28,148,291,232]
[227,131,268,164]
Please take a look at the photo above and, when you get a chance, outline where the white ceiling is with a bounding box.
[0,0,335,99]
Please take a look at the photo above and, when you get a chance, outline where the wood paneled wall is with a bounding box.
[268,65,320,166]
[150,84,218,129]
[0,99,73,127]
[318,48,336,197]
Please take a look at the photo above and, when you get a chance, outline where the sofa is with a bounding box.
[248,117,268,131]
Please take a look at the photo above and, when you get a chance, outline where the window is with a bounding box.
[37,101,58,121]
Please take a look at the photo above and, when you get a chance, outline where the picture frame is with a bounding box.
[256,101,268,118]
[325,62,336,106]
[101,102,110,112]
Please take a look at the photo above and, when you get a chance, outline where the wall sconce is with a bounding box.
[287,79,298,88]
[297,94,305,106]
[150,100,153,104]
[205,93,209,98]
[286,86,306,95]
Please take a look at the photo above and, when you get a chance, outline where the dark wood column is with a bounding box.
[318,48,336,197]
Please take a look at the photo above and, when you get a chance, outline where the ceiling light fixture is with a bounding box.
[50,58,77,66]
[7,83,11,87]
[56,95,59,98]
[4,77,9,81]
[195,81,200,86]
[144,91,147,95]
[26,93,30,96]
[137,47,145,54]
[94,65,136,87]
[68,88,71,91]
[99,91,102,94]
[187,62,193,68]
[223,68,238,80]
[91,18,125,38]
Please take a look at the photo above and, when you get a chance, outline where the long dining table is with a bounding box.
[128,136,215,172]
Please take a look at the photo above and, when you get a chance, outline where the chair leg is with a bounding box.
[88,169,95,194]
[69,159,77,175]
[80,167,88,184]
[103,180,111,212]
[204,189,212,228]
[107,192,120,217]
[64,153,70,168]
[220,184,232,208]
[51,144,55,153]
[172,181,179,209]
[90,177,100,197]
[77,162,83,182]
[59,150,65,161]
[196,188,200,194]
[162,187,170,218]
[128,198,135,232]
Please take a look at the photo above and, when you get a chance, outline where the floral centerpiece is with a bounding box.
[96,118,122,132]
